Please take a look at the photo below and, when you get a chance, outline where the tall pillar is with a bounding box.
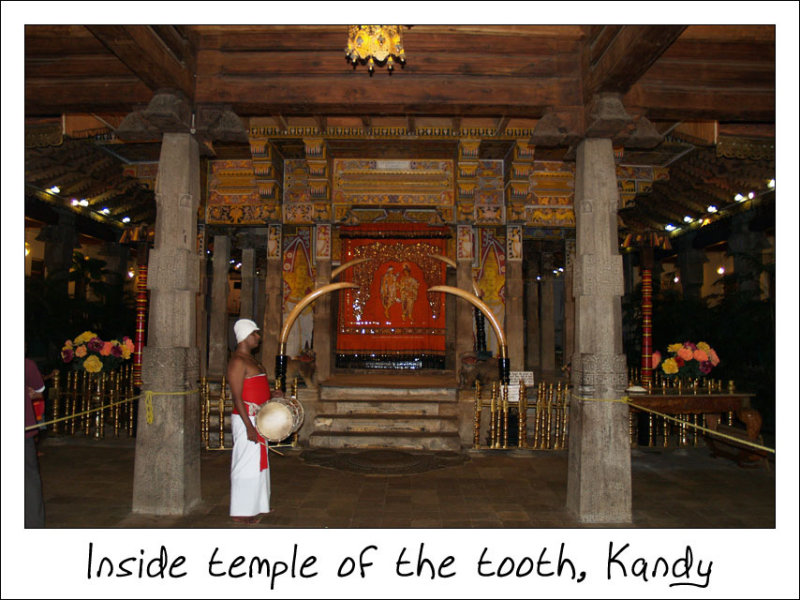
[539,252,556,374]
[239,247,256,319]
[728,211,766,298]
[566,137,631,523]
[261,225,283,380]
[524,247,540,371]
[313,224,332,381]
[675,232,706,301]
[36,210,78,294]
[207,235,230,380]
[132,132,201,515]
[505,226,525,371]
[563,239,576,370]
[455,225,475,380]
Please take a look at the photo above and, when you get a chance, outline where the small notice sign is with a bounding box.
[506,371,534,404]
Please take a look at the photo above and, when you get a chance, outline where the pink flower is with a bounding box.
[684,341,697,351]
[75,345,87,358]
[677,346,694,361]
[111,345,123,358]
[651,351,662,369]
[699,360,713,375]
[61,347,74,363]
[709,349,720,366]
[87,337,104,353]
[101,342,113,356]
[693,349,709,362]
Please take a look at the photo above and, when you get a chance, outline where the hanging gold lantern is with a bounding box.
[345,26,406,73]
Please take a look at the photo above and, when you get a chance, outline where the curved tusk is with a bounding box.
[426,285,507,359]
[430,253,456,269]
[331,257,371,280]
[279,282,358,354]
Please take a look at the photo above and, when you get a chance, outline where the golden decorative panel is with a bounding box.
[332,159,454,207]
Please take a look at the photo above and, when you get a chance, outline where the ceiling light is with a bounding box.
[716,267,725,275]
[767,179,775,189]
[79,199,89,207]
[48,186,60,194]
[673,276,680,283]
[748,192,755,199]
[707,205,718,213]
[345,26,405,73]
[734,193,746,202]
[665,224,677,232]
[128,270,135,279]
[683,216,694,223]
[101,208,111,215]
[122,216,131,223]
[71,199,79,206]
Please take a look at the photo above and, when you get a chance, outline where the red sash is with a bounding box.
[237,374,270,470]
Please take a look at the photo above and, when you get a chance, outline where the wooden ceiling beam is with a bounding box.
[494,116,510,137]
[624,84,775,122]
[585,25,686,100]
[197,76,580,115]
[86,25,195,100]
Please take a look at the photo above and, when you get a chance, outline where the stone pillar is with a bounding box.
[566,137,631,523]
[563,239,576,370]
[196,253,208,380]
[539,253,556,374]
[207,235,230,380]
[675,232,706,301]
[100,242,130,286]
[261,228,283,380]
[524,249,540,371]
[132,132,201,515]
[313,258,332,382]
[456,252,475,381]
[239,247,256,319]
[505,260,525,371]
[728,212,766,298]
[36,211,78,293]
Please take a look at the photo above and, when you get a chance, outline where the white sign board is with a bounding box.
[506,371,534,404]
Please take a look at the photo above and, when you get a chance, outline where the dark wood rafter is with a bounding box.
[85,25,195,100]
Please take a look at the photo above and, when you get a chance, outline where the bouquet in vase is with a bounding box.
[61,331,134,374]
[652,341,720,380]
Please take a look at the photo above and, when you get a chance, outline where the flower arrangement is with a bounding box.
[61,331,134,374]
[652,341,720,379]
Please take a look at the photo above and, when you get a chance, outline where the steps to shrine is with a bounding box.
[307,377,462,451]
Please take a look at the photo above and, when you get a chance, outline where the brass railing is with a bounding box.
[473,380,570,450]
[45,365,136,439]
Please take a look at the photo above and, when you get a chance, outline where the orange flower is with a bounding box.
[709,349,720,366]
[75,344,87,358]
[693,349,709,362]
[677,346,693,361]
[101,342,113,356]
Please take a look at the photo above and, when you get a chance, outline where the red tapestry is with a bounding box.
[336,224,449,368]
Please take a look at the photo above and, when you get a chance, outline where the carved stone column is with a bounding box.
[132,132,201,515]
[239,247,256,320]
[313,224,332,382]
[539,252,557,374]
[524,246,540,371]
[260,225,283,380]
[563,239,576,370]
[207,235,230,380]
[675,232,706,301]
[566,137,631,523]
[728,211,766,298]
[505,226,525,371]
[455,225,475,382]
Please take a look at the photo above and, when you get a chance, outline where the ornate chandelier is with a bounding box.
[345,26,406,73]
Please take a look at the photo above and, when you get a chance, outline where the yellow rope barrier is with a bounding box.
[571,394,775,455]
[25,388,199,431]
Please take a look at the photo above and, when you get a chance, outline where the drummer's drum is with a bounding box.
[254,397,305,442]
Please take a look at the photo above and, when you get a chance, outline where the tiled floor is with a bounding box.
[36,436,775,529]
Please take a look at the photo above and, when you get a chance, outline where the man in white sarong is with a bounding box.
[227,318,271,523]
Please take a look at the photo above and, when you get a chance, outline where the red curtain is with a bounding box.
[337,224,449,367]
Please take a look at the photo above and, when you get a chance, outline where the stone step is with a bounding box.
[320,386,458,403]
[314,413,459,433]
[308,431,461,451]
[333,400,454,416]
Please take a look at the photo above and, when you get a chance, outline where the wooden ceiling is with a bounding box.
[24,25,776,236]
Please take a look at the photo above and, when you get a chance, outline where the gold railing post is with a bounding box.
[502,383,509,449]
[50,369,62,435]
[218,376,227,449]
[200,377,209,449]
[561,384,570,448]
[518,380,527,449]
[473,380,481,449]
[489,382,497,448]
[82,373,92,437]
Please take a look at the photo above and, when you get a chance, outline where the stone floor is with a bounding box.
[36,436,776,529]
